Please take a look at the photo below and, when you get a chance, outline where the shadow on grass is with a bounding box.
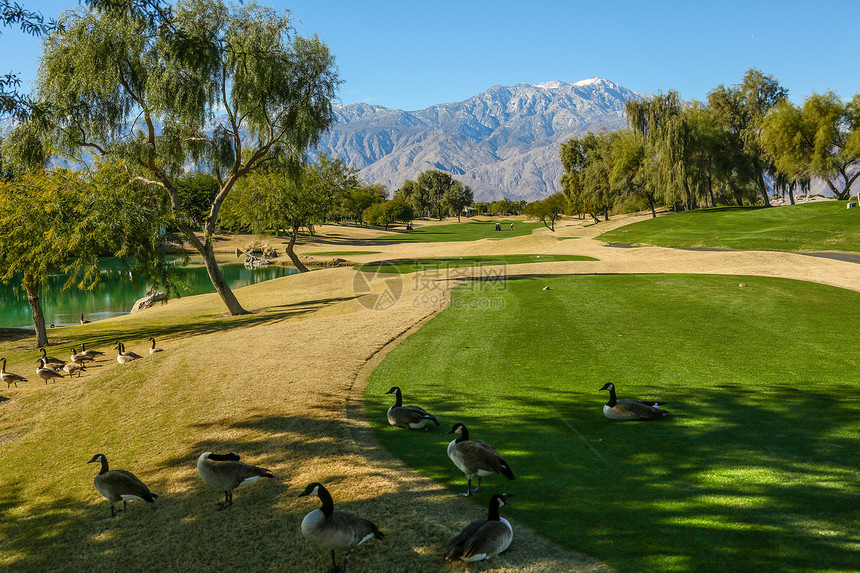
[20,295,358,356]
[0,410,454,572]
[365,383,860,573]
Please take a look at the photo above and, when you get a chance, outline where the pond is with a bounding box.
[0,255,298,329]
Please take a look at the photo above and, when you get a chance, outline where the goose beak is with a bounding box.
[445,427,455,434]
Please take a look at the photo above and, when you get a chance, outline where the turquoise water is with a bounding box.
[0,256,297,329]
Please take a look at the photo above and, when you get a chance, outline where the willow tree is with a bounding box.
[415,169,460,220]
[36,1,339,315]
[222,166,333,272]
[708,69,788,207]
[560,132,616,222]
[762,92,860,200]
[0,151,173,347]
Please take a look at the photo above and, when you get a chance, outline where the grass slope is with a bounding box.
[365,274,860,572]
[373,220,542,242]
[356,254,597,274]
[597,202,860,252]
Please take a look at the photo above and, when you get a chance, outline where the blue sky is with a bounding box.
[2,0,856,110]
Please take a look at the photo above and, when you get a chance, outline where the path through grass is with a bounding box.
[598,202,860,252]
[365,274,860,572]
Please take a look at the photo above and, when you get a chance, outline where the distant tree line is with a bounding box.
[552,68,860,223]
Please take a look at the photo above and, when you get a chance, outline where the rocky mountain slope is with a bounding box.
[313,78,650,201]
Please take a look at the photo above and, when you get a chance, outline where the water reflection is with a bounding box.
[0,256,298,329]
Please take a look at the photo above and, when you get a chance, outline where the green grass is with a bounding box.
[365,274,860,572]
[355,254,597,274]
[373,220,542,242]
[598,202,860,252]
[305,250,382,256]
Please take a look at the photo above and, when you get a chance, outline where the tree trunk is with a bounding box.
[647,194,657,218]
[756,173,772,206]
[707,172,715,207]
[173,219,248,315]
[286,228,309,272]
[199,241,248,315]
[588,212,600,224]
[23,273,49,347]
[603,206,610,221]
[788,182,796,205]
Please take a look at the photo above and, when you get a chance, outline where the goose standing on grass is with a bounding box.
[1,358,27,388]
[87,453,158,518]
[599,382,669,421]
[114,342,141,364]
[80,313,91,324]
[445,493,514,562]
[147,337,163,354]
[298,482,384,573]
[63,361,86,378]
[38,347,63,368]
[36,358,64,384]
[446,423,515,497]
[196,452,274,509]
[384,386,440,430]
[79,343,104,358]
[69,347,95,365]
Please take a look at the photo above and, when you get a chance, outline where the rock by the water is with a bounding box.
[131,292,166,313]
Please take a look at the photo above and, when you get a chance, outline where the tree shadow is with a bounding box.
[0,411,408,571]
[365,383,860,572]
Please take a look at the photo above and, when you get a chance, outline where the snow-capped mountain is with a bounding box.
[314,77,650,201]
[1,78,649,201]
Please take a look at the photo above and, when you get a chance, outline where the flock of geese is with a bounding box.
[0,338,165,388]
[77,383,668,572]
[1,334,669,572]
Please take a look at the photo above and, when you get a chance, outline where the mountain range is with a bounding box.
[0,77,650,201]
[313,77,651,201]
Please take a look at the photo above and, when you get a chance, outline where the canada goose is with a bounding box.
[1,358,27,388]
[79,343,104,358]
[38,347,63,367]
[384,386,439,430]
[445,493,514,562]
[69,347,95,364]
[87,453,158,518]
[63,361,86,378]
[196,451,273,509]
[114,342,141,364]
[36,358,64,384]
[298,482,384,573]
[147,337,163,354]
[446,423,515,497]
[599,382,669,421]
[80,313,91,324]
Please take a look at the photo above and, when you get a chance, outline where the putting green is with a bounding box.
[598,202,860,252]
[365,274,860,572]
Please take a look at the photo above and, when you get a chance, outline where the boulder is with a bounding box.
[130,292,166,313]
